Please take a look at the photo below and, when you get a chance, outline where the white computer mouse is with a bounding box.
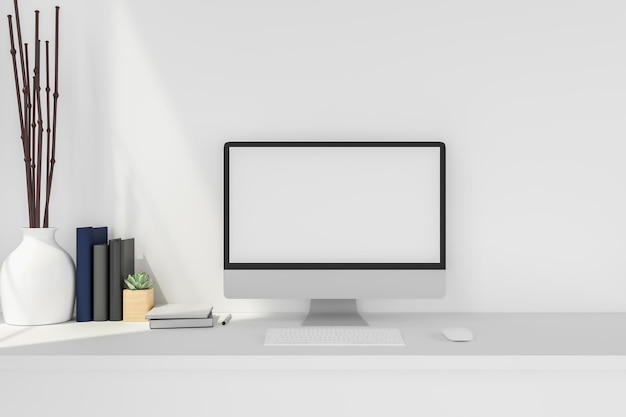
[441,327,473,342]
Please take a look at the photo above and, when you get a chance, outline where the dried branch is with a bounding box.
[7,2,61,228]
[44,6,60,228]
[7,15,34,227]
[7,16,23,132]
[43,40,51,227]
[13,0,29,112]
[33,11,44,227]
[24,42,35,227]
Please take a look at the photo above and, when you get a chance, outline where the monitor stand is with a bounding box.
[302,299,368,326]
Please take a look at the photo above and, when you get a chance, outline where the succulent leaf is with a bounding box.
[125,272,153,290]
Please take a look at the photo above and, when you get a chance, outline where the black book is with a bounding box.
[108,238,122,321]
[93,243,109,321]
[121,238,135,286]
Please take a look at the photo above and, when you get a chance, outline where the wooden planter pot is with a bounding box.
[123,288,154,322]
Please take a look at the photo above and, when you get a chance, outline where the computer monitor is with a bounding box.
[224,142,446,326]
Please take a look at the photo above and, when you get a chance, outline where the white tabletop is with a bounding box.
[1,312,625,370]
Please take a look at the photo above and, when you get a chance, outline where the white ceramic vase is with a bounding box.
[0,228,75,325]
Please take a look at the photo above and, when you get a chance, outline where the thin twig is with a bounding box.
[29,46,37,189]
[14,0,35,226]
[43,40,51,227]
[45,6,60,228]
[24,42,35,227]
[13,0,29,115]
[34,11,44,227]
[7,16,24,133]
[10,1,60,228]
[8,15,34,227]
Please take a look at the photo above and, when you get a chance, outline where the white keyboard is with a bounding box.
[265,327,405,346]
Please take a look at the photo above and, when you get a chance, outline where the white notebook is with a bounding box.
[145,304,213,320]
[149,317,214,329]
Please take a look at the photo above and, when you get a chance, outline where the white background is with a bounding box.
[1,0,626,313]
[1,2,625,416]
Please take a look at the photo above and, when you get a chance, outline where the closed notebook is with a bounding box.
[145,304,213,320]
[149,316,214,329]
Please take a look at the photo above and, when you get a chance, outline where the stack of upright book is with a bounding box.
[145,304,214,329]
[75,227,135,322]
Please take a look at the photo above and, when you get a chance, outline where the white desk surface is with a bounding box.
[1,312,626,370]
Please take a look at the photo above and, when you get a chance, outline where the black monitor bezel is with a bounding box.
[224,141,446,270]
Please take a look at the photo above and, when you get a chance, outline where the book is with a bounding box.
[92,243,109,321]
[145,304,213,320]
[75,226,108,322]
[121,238,134,287]
[149,316,214,329]
[108,238,122,321]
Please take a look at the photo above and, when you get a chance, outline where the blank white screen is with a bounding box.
[228,145,441,263]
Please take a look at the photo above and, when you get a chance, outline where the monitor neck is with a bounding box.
[302,299,368,326]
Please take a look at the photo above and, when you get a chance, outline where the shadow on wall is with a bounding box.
[136,255,168,306]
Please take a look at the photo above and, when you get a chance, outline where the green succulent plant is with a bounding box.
[124,272,154,290]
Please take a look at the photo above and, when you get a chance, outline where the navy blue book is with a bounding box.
[76,227,108,322]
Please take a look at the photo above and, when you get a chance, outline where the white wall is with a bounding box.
[2,0,626,313]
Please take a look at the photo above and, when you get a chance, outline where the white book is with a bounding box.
[149,316,214,329]
[145,304,213,320]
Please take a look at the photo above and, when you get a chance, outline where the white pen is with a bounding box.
[221,314,232,325]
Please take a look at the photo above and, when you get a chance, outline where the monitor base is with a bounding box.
[302,299,368,326]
